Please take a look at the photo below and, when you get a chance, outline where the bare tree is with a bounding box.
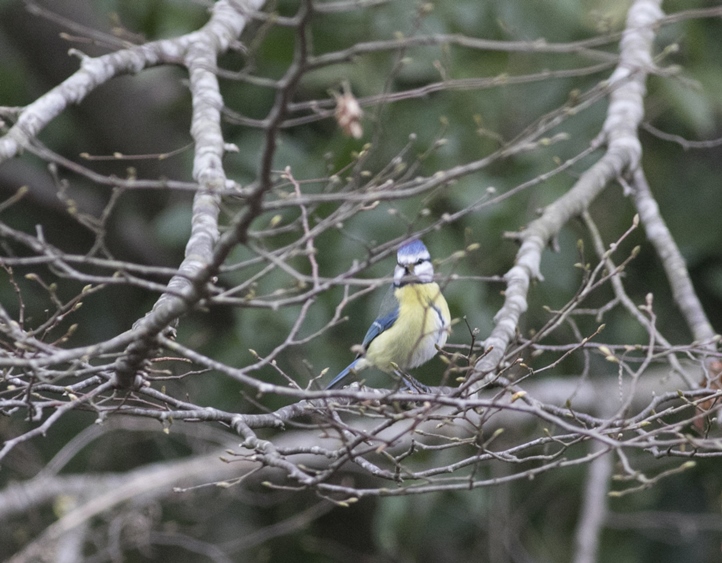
[2,0,722,561]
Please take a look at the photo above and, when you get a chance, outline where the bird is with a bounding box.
[326,239,451,390]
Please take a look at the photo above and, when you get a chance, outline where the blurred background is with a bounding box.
[1,0,722,561]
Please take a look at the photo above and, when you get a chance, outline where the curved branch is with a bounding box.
[112,0,267,387]
[631,168,716,347]
[473,0,664,386]
[0,13,181,162]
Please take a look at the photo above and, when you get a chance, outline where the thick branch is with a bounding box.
[473,0,663,384]
[632,168,716,347]
[112,0,267,387]
[572,439,614,563]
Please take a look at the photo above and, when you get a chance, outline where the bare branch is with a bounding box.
[631,168,716,347]
[113,0,268,387]
[473,0,665,387]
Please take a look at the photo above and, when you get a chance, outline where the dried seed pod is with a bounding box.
[333,83,363,139]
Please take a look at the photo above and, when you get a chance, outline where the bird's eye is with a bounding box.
[416,258,426,265]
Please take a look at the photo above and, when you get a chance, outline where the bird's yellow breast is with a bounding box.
[364,282,451,372]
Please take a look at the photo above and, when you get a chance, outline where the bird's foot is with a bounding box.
[393,371,432,394]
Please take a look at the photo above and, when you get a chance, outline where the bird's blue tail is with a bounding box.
[326,359,360,389]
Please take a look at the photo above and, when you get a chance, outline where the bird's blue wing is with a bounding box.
[360,286,399,349]
[326,286,398,389]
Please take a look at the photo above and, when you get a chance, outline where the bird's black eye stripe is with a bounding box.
[397,257,430,267]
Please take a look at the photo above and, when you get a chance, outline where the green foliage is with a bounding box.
[2,0,722,561]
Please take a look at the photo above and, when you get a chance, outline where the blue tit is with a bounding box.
[326,239,451,390]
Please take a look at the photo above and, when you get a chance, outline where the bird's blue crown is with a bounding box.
[397,239,428,259]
